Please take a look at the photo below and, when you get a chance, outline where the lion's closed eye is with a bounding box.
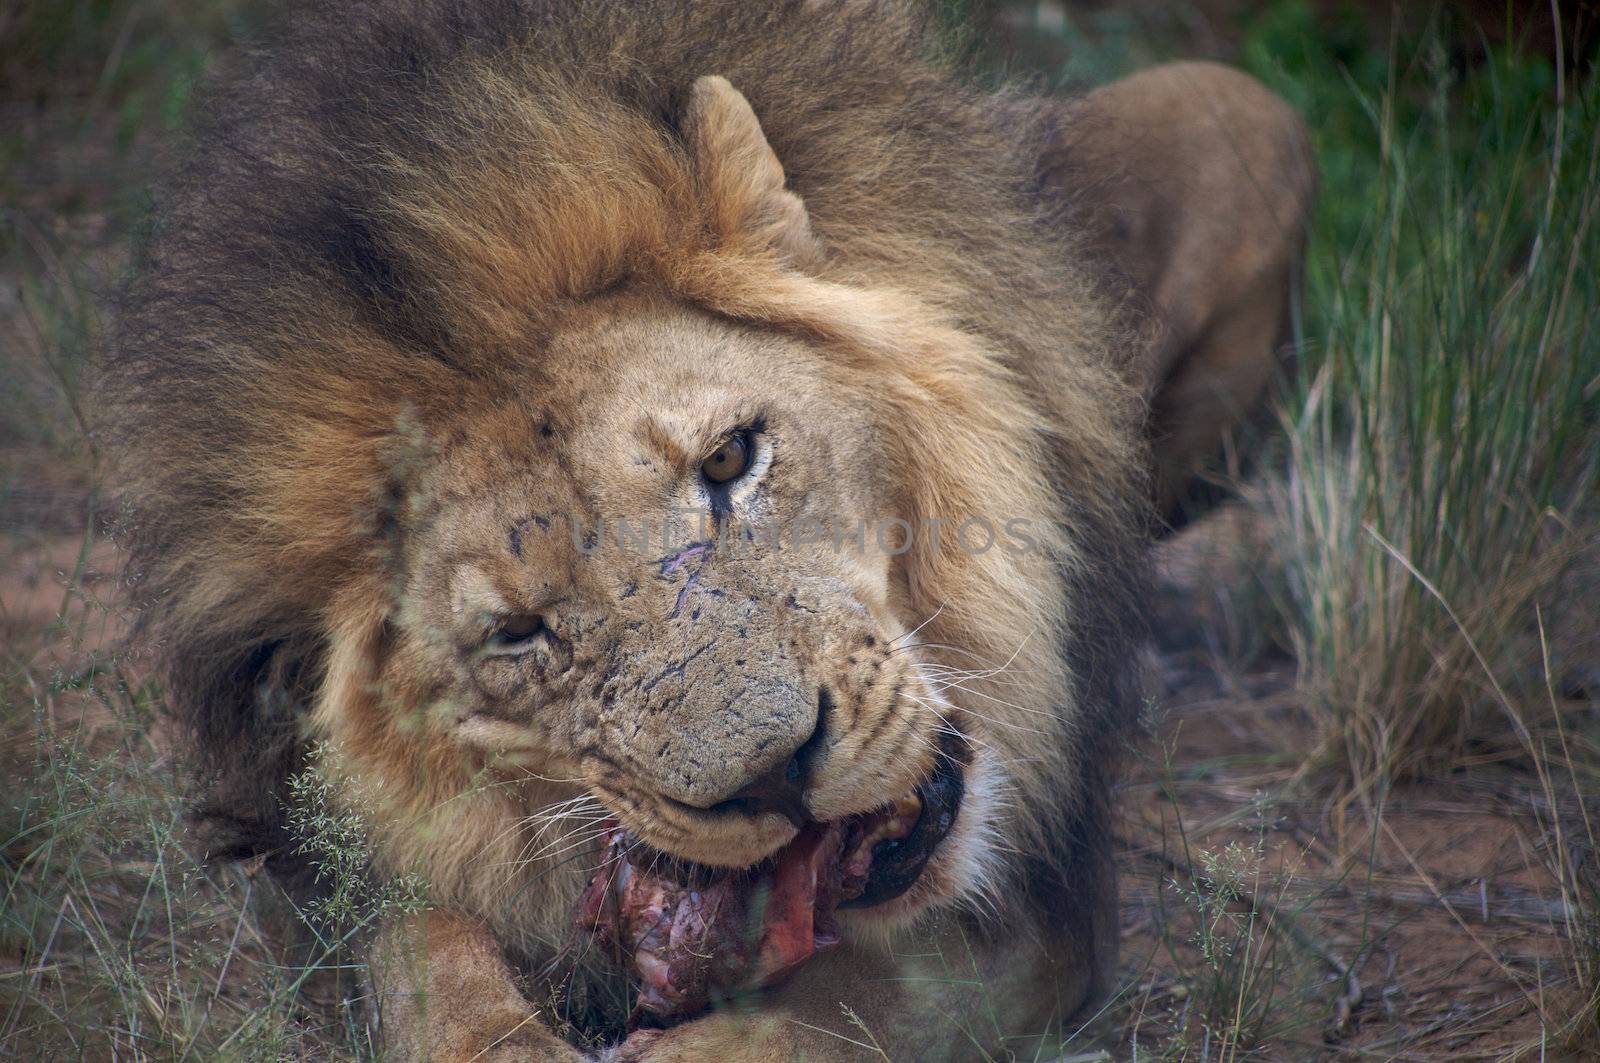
[483,614,546,656]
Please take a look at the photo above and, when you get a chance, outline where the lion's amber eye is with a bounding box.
[700,432,753,485]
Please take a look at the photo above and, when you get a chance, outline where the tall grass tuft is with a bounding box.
[1246,18,1600,798]
[1239,7,1600,1035]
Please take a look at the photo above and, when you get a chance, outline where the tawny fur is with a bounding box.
[100,2,1309,1059]
[1057,62,1317,513]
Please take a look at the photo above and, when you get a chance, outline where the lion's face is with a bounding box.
[377,291,979,916]
[281,75,1109,957]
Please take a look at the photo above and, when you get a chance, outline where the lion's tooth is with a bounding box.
[857,794,924,849]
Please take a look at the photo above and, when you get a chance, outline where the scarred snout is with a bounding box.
[577,555,935,869]
[661,684,830,825]
[581,594,828,865]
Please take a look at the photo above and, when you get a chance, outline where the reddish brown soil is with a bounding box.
[1095,520,1594,1060]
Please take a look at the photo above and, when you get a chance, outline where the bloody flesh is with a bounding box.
[575,799,923,1025]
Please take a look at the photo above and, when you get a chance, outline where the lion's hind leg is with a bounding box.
[1048,61,1317,521]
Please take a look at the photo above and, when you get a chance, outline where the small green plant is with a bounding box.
[1148,782,1324,1058]
[286,754,426,937]
[1175,844,1264,982]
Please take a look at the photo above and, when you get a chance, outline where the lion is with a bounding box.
[99,2,1312,1060]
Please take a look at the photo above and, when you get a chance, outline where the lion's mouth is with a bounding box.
[575,740,966,1025]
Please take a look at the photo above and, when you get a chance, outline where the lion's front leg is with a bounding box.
[371,909,589,1063]
[616,913,1089,1063]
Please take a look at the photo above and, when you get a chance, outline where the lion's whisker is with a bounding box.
[918,663,1043,689]
[509,826,615,869]
[902,690,1051,739]
[904,668,1056,735]
[524,798,609,830]
[888,639,1051,675]
[495,797,612,873]
[523,793,608,823]
[925,679,1066,723]
[896,691,1008,756]
[889,604,945,647]
[516,810,612,857]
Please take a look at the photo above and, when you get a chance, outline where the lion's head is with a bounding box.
[102,0,1148,1026]
[313,73,1086,928]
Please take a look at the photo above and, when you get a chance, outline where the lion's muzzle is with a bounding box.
[575,731,968,1026]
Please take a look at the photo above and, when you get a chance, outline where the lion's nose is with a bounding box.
[704,689,831,826]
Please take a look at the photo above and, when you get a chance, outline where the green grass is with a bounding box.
[0,681,414,1057]
[988,2,1600,1050]
[1242,2,1600,789]
[1242,3,1600,1039]
[2,0,258,526]
[1,4,380,1057]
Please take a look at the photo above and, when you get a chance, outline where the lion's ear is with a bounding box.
[685,75,823,268]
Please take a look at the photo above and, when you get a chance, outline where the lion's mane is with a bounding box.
[101,0,1148,998]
